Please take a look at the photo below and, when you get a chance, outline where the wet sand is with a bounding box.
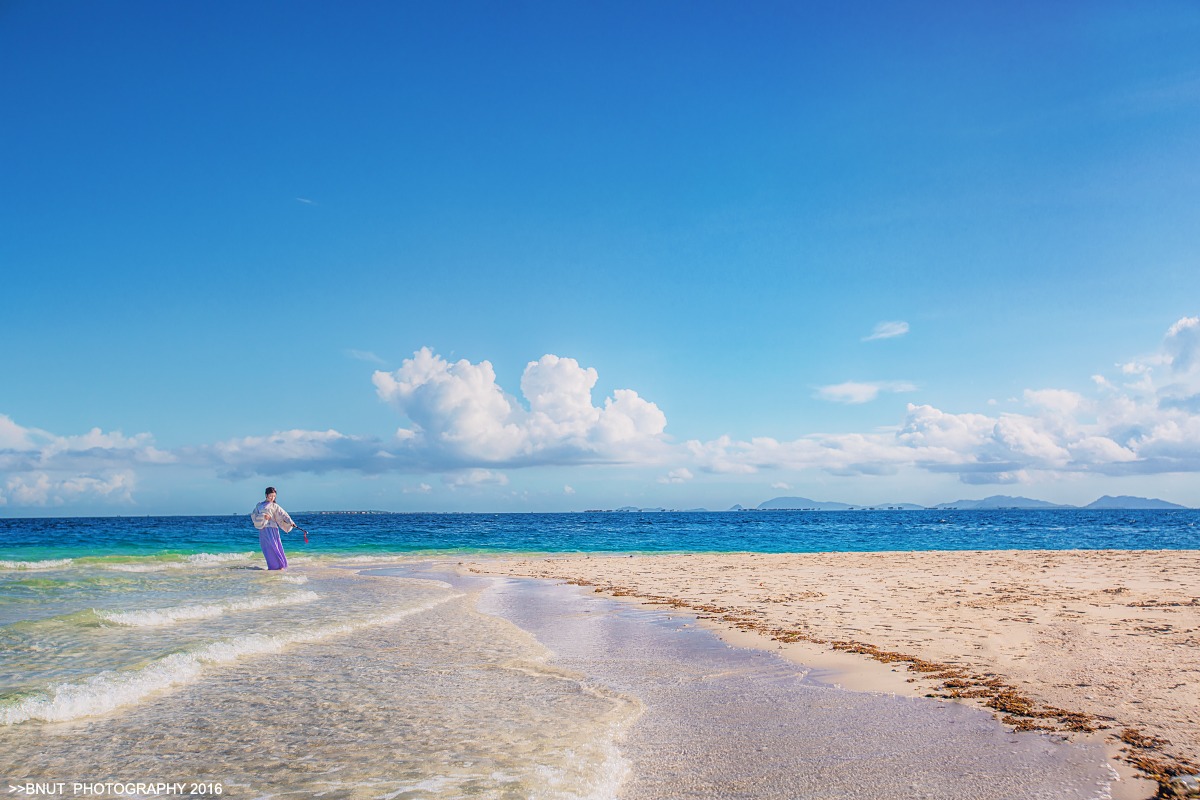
[466,549,1200,796]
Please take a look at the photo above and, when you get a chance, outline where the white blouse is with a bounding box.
[251,500,296,532]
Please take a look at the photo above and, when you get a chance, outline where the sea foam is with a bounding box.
[94,590,321,627]
[185,552,253,565]
[0,594,457,725]
[0,558,74,571]
[101,552,253,573]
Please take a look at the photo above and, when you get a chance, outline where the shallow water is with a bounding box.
[418,565,1118,800]
[0,554,1119,799]
[1,558,638,798]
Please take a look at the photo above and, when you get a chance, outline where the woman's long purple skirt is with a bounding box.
[259,526,287,570]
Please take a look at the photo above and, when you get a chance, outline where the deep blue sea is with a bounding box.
[2,508,1198,563]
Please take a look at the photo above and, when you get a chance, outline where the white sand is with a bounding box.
[468,550,1200,796]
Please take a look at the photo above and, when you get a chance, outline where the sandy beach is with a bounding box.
[469,549,1200,795]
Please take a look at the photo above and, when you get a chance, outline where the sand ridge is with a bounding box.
[467,549,1200,793]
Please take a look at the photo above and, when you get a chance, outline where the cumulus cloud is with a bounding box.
[1165,316,1200,372]
[1023,388,1086,416]
[1,470,136,507]
[10,318,1200,505]
[657,468,694,484]
[0,415,164,508]
[0,415,37,450]
[0,415,173,473]
[372,349,668,468]
[817,381,917,404]
[863,321,910,341]
[197,350,671,479]
[563,484,576,495]
[689,316,1200,484]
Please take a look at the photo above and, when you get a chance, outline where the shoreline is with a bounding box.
[465,549,1200,798]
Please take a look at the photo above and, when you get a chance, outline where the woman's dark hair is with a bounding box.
[265,486,277,496]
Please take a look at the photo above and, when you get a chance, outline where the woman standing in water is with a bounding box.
[251,486,297,570]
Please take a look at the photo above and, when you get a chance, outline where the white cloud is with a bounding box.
[771,482,791,490]
[195,350,670,481]
[690,316,1200,484]
[209,429,392,478]
[0,415,173,472]
[863,321,910,341]
[0,415,37,450]
[1165,316,1200,372]
[403,482,432,494]
[9,317,1200,506]
[372,348,668,468]
[684,436,760,474]
[443,469,509,489]
[657,468,694,484]
[0,415,164,508]
[817,381,917,404]
[563,484,576,495]
[1,470,135,507]
[1023,388,1086,416]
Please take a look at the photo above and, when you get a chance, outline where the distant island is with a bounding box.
[757,497,925,511]
[294,494,1191,516]
[584,494,1190,513]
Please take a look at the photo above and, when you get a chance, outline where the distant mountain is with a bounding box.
[757,496,925,510]
[933,495,1070,510]
[758,496,852,510]
[1084,495,1189,510]
[621,494,1194,516]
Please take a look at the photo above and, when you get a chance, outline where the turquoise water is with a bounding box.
[2,511,1181,798]
[2,509,1198,564]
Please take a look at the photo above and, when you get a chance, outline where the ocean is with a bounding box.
[2,510,1195,799]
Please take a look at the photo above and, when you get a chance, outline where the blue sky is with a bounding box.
[3,1,1200,514]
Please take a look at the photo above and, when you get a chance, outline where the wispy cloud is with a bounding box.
[345,349,385,365]
[444,469,508,489]
[295,197,315,205]
[816,381,917,404]
[863,320,910,341]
